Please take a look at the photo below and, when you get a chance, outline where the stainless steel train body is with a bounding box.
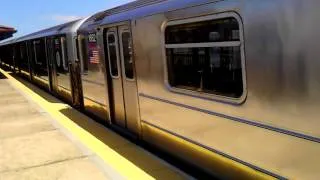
[0,19,87,104]
[1,0,319,179]
[77,15,112,122]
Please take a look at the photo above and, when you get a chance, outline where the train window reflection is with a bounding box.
[61,37,69,72]
[80,37,88,73]
[20,43,29,72]
[33,39,48,80]
[165,17,244,98]
[34,40,43,65]
[76,37,80,62]
[107,33,119,77]
[166,18,239,44]
[121,31,134,79]
[54,37,68,73]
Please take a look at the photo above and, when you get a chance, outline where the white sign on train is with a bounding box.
[88,33,97,43]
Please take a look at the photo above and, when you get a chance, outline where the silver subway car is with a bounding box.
[1,0,319,179]
[11,19,87,105]
[88,0,319,179]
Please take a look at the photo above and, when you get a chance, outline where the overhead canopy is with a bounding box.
[0,25,17,41]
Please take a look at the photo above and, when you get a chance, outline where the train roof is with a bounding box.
[15,18,88,43]
[101,0,221,24]
[0,38,16,46]
[78,0,218,33]
[79,0,168,33]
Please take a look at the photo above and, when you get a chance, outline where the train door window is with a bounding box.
[81,37,89,73]
[33,39,48,78]
[61,37,69,71]
[121,31,134,79]
[33,40,42,65]
[20,44,25,60]
[107,32,119,77]
[54,38,62,69]
[20,43,28,71]
[36,40,46,64]
[75,37,80,61]
[165,14,245,99]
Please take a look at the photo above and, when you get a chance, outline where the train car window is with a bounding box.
[20,43,29,72]
[77,36,89,73]
[33,39,48,79]
[107,33,119,77]
[61,37,69,71]
[75,37,80,61]
[54,38,62,70]
[34,40,43,65]
[121,31,134,79]
[20,44,24,60]
[82,38,89,73]
[165,16,244,99]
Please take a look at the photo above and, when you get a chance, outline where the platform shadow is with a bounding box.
[0,71,8,79]
[3,68,184,178]
[1,66,211,179]
[59,107,185,179]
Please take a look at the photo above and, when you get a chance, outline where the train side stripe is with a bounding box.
[139,93,320,144]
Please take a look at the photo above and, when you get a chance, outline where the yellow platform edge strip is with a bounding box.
[0,68,155,180]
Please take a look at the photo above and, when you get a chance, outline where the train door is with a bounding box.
[104,24,140,134]
[50,36,73,103]
[27,41,35,81]
[23,41,32,81]
[71,36,83,109]
[12,45,17,72]
[46,38,56,92]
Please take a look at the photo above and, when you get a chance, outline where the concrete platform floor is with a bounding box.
[0,68,191,180]
[0,73,110,180]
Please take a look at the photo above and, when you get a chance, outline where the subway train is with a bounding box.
[0,0,320,179]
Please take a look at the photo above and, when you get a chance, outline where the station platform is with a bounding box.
[0,68,192,180]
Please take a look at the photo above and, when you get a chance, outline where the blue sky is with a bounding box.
[0,0,134,38]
